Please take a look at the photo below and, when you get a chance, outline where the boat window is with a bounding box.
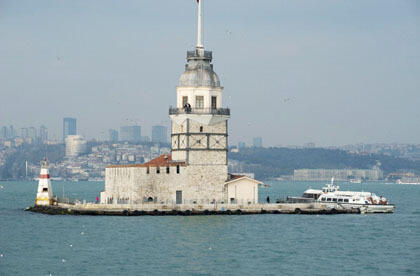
[344,199,349,203]
[332,198,337,202]
[338,199,343,202]
[321,198,326,202]
[327,198,332,202]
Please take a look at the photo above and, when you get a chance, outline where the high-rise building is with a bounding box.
[9,125,16,139]
[20,128,28,138]
[108,129,119,142]
[252,137,263,148]
[152,125,168,143]
[119,126,141,142]
[39,125,48,143]
[238,142,246,149]
[63,118,77,142]
[0,126,7,139]
[28,127,37,140]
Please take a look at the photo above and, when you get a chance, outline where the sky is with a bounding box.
[0,0,418,146]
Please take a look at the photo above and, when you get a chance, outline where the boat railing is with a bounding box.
[276,197,316,204]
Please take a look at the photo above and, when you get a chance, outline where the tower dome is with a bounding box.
[178,48,221,88]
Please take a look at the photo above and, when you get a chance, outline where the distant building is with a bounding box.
[8,125,16,139]
[293,169,383,181]
[63,118,77,142]
[108,129,119,142]
[0,126,7,139]
[39,125,48,143]
[20,128,28,138]
[65,135,87,157]
[120,126,141,142]
[141,136,150,143]
[28,127,37,140]
[252,137,263,148]
[152,125,168,143]
[304,142,316,148]
[238,142,246,149]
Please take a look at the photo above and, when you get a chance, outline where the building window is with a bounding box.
[156,167,160,174]
[166,167,170,174]
[196,96,204,109]
[211,96,217,109]
[200,126,203,132]
[176,165,180,174]
[147,167,150,174]
[43,188,48,192]
[182,96,188,106]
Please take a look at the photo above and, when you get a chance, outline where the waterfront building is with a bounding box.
[120,126,141,142]
[101,1,262,205]
[65,135,87,157]
[63,117,77,142]
[152,125,168,144]
[294,168,383,181]
[253,137,263,148]
[109,129,119,142]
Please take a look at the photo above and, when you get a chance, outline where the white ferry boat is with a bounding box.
[302,178,394,213]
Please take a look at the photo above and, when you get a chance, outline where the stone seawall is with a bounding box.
[27,202,361,216]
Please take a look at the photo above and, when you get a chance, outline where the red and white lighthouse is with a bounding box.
[35,159,53,206]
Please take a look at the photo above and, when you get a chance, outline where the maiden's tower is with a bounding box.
[100,0,262,206]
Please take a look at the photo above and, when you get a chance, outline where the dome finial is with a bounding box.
[196,0,203,49]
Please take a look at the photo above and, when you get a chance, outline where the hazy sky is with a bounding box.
[0,0,418,146]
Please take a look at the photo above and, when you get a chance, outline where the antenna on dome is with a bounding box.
[196,0,203,49]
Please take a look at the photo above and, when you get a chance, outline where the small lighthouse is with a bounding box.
[35,159,53,206]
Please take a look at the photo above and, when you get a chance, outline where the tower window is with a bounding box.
[200,126,203,132]
[176,165,180,174]
[166,167,170,174]
[156,167,160,174]
[211,96,217,109]
[196,96,204,109]
[182,96,188,107]
[43,188,48,192]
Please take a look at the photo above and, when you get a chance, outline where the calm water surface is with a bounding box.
[0,180,419,275]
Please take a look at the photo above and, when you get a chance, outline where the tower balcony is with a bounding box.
[169,107,230,116]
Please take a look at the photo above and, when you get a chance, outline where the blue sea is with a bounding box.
[0,180,419,275]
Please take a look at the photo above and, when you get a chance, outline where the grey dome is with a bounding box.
[178,48,221,88]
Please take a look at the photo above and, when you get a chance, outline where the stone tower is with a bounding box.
[169,0,230,201]
[170,0,229,167]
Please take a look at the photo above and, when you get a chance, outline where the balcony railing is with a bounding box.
[169,107,230,116]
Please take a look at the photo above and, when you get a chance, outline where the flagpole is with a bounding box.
[197,0,203,48]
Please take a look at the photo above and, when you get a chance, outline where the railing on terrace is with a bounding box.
[169,107,230,116]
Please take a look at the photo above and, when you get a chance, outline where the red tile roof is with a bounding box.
[106,154,186,168]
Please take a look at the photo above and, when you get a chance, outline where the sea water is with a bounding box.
[0,181,419,275]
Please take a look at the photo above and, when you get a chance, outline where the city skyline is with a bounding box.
[0,0,418,146]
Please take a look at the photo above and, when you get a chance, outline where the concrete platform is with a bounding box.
[26,202,362,216]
